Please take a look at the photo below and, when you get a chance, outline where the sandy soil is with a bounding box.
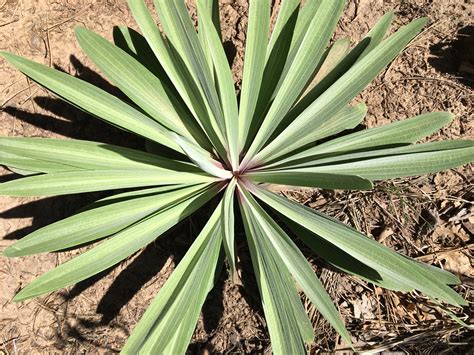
[0,0,472,353]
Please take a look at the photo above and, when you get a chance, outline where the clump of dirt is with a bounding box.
[1,0,472,353]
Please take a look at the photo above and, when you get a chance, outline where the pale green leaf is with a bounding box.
[357,11,395,60]
[0,51,180,152]
[307,112,455,156]
[247,18,429,167]
[245,171,373,190]
[247,0,299,151]
[222,178,237,282]
[0,137,197,172]
[240,186,352,346]
[124,202,222,354]
[1,150,75,174]
[12,183,221,302]
[289,143,474,180]
[286,12,395,132]
[127,0,222,155]
[246,183,466,306]
[301,37,351,98]
[238,0,271,151]
[267,103,368,158]
[239,190,312,354]
[0,169,217,196]
[241,0,346,166]
[265,111,453,169]
[173,133,232,179]
[4,184,206,257]
[112,25,164,78]
[153,1,227,151]
[199,8,240,169]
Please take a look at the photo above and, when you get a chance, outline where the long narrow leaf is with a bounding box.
[1,151,75,174]
[306,112,454,156]
[199,8,240,169]
[123,201,223,353]
[266,103,368,158]
[12,183,222,302]
[286,143,474,180]
[245,171,372,190]
[241,0,345,167]
[239,186,352,346]
[0,137,197,172]
[237,0,271,151]
[0,169,217,196]
[112,25,164,78]
[75,27,196,140]
[247,18,428,167]
[357,11,395,60]
[284,12,395,138]
[127,0,222,155]
[246,183,465,306]
[0,51,181,152]
[263,111,454,169]
[239,189,313,354]
[4,184,206,257]
[300,37,351,98]
[222,178,237,281]
[154,0,227,151]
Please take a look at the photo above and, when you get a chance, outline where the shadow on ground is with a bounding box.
[429,25,474,87]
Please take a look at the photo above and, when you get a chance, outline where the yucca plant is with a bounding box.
[1,0,472,353]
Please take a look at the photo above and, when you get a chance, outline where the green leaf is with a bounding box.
[245,171,373,190]
[153,1,228,152]
[221,178,237,282]
[288,142,474,180]
[287,0,320,55]
[266,0,300,57]
[239,190,313,354]
[198,8,240,169]
[123,201,222,354]
[4,184,206,257]
[127,0,222,155]
[265,112,455,169]
[75,27,199,141]
[237,0,271,151]
[246,183,466,306]
[357,11,395,60]
[247,1,299,144]
[1,150,75,174]
[273,0,321,89]
[0,137,197,172]
[282,12,394,139]
[284,219,412,291]
[241,0,346,167]
[239,186,352,347]
[0,169,217,196]
[197,0,220,34]
[284,217,459,289]
[267,103,368,159]
[300,37,351,98]
[247,18,429,167]
[12,183,221,302]
[0,51,180,152]
[6,166,39,176]
[305,112,455,156]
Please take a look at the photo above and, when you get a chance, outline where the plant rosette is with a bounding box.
[1,1,473,354]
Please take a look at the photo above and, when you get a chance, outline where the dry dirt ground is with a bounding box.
[0,0,473,353]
